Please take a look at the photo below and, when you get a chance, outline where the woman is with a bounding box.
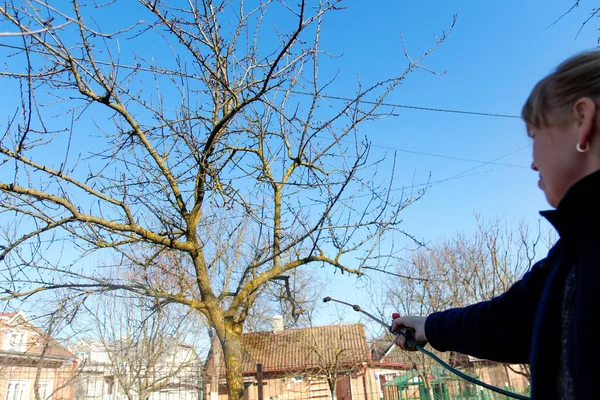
[392,50,600,399]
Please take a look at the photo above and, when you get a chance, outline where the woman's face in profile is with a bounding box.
[530,120,581,208]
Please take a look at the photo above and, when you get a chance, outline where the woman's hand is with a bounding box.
[391,315,428,351]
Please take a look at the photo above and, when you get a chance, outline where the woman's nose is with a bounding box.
[531,161,538,171]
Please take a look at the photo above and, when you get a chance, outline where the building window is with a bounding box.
[6,380,29,400]
[86,380,96,397]
[36,381,53,400]
[78,351,91,362]
[104,378,114,395]
[3,330,27,352]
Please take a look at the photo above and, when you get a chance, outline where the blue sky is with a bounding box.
[1,0,598,333]
[317,0,596,239]
[312,0,598,327]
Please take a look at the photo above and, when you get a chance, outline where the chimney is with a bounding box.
[272,315,284,334]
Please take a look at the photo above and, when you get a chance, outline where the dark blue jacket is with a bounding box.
[425,170,600,399]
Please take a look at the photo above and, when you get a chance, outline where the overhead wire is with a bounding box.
[291,90,521,119]
[0,42,520,121]
[368,142,529,170]
[299,144,531,207]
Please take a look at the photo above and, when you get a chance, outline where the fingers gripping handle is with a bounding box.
[391,312,424,351]
[404,338,421,352]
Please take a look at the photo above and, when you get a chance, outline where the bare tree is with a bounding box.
[0,1,455,398]
[295,324,367,400]
[386,216,555,383]
[73,294,203,400]
[387,217,553,316]
[244,267,324,332]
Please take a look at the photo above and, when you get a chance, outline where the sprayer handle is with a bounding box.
[391,313,426,351]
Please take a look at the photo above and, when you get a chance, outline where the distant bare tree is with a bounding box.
[386,216,555,383]
[73,294,203,400]
[244,267,324,332]
[388,217,554,316]
[298,325,367,400]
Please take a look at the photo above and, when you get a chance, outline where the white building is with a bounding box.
[0,312,77,400]
[71,338,201,400]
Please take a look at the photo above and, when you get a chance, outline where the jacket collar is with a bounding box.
[541,169,600,243]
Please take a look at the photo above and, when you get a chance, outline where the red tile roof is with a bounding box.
[0,313,75,360]
[0,312,18,317]
[209,324,370,376]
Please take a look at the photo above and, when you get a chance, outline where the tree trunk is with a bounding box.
[222,333,245,400]
[210,331,222,400]
[417,370,434,400]
[327,376,335,400]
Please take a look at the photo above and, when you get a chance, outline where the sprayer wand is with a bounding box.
[322,296,424,350]
[322,296,530,400]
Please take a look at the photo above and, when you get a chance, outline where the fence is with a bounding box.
[1,359,531,400]
[381,373,531,400]
[205,363,530,400]
[380,364,530,400]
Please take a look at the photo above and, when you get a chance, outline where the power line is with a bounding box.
[352,144,530,200]
[0,42,521,120]
[292,90,521,119]
[295,144,529,209]
[386,144,530,194]
[367,142,529,169]
[315,129,531,169]
[437,145,530,184]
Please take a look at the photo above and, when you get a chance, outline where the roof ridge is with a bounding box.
[242,322,364,336]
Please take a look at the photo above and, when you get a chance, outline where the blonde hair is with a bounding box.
[522,50,600,130]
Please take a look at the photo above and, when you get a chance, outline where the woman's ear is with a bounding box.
[572,97,597,145]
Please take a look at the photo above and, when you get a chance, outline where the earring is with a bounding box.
[577,142,590,153]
